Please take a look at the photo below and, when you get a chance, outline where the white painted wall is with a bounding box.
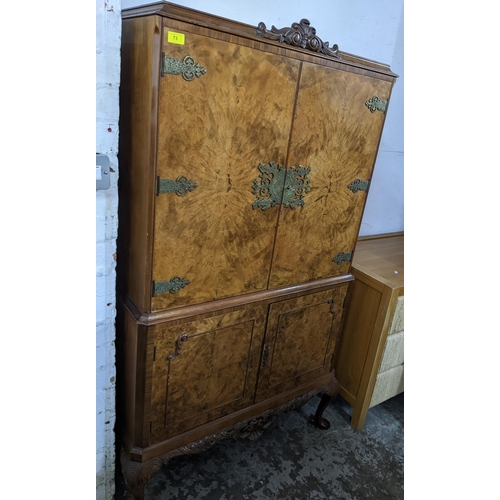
[96,1,121,499]
[122,0,404,236]
[96,1,402,496]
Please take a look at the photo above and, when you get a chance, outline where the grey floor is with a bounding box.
[116,393,404,500]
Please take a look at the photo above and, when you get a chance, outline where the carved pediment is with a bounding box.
[256,18,340,58]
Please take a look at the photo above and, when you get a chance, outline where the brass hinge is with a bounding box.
[332,251,353,265]
[152,276,190,296]
[347,179,370,193]
[161,53,207,81]
[365,96,387,113]
[157,176,198,196]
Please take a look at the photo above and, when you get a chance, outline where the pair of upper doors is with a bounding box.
[152,23,392,311]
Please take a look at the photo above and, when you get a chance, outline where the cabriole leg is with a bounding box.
[314,376,339,429]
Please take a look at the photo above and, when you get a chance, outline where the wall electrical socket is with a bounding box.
[96,154,110,190]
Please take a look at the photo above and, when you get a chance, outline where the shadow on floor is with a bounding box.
[115,393,403,499]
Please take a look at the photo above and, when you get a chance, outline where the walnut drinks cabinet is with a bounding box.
[116,2,397,498]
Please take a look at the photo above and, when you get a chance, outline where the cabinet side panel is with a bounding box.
[116,303,151,449]
[335,278,382,402]
[117,16,162,313]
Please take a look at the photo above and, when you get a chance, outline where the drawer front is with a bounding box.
[150,303,267,443]
[256,284,348,402]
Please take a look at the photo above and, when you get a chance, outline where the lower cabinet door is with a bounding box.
[150,303,267,444]
[256,285,348,403]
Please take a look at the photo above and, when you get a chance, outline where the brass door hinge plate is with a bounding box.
[153,276,190,296]
[347,179,370,193]
[332,251,353,265]
[162,54,206,81]
[365,96,387,113]
[157,176,198,196]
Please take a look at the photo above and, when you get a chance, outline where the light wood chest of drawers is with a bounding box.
[335,232,404,429]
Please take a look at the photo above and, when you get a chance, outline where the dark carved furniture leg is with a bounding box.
[120,447,164,500]
[314,376,339,429]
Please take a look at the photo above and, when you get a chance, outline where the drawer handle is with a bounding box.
[327,298,335,315]
[167,334,188,361]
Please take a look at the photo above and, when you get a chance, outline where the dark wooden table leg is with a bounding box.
[314,376,339,429]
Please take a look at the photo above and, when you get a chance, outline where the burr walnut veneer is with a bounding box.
[116,3,397,498]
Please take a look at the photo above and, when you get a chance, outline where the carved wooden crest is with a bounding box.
[256,19,340,58]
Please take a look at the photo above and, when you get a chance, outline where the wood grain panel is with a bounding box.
[116,302,155,450]
[269,63,393,288]
[334,279,382,400]
[352,234,404,289]
[117,16,162,313]
[152,25,300,311]
[335,233,404,429]
[256,285,348,402]
[150,303,267,443]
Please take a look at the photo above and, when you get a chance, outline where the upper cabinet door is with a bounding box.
[269,63,393,288]
[152,24,300,311]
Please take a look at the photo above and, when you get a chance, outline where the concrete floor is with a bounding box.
[115,393,404,499]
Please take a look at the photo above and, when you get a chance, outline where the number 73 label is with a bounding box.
[168,31,185,45]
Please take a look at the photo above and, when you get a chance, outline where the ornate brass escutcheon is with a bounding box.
[153,276,190,296]
[252,162,311,210]
[347,178,370,193]
[157,176,198,196]
[332,251,353,265]
[252,162,287,211]
[282,165,311,209]
[365,96,387,113]
[162,54,207,81]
